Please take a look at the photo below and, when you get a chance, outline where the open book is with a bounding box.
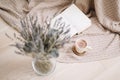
[50,4,91,37]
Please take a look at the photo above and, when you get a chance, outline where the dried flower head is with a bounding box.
[7,16,70,59]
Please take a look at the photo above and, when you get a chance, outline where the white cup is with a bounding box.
[74,39,92,55]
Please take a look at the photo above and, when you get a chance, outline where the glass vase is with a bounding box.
[32,57,56,76]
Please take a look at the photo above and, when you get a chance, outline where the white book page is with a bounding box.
[50,4,91,37]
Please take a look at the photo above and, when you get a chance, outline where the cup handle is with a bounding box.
[83,46,92,52]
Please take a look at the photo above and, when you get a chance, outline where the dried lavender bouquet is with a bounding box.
[6,15,71,75]
[6,16,70,59]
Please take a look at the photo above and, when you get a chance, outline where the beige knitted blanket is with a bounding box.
[0,0,120,62]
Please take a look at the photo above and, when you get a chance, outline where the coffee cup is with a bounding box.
[73,39,92,56]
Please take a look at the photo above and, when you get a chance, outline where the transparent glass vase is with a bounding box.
[32,57,56,76]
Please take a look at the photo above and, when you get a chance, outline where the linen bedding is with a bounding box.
[0,0,120,80]
[0,0,119,62]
